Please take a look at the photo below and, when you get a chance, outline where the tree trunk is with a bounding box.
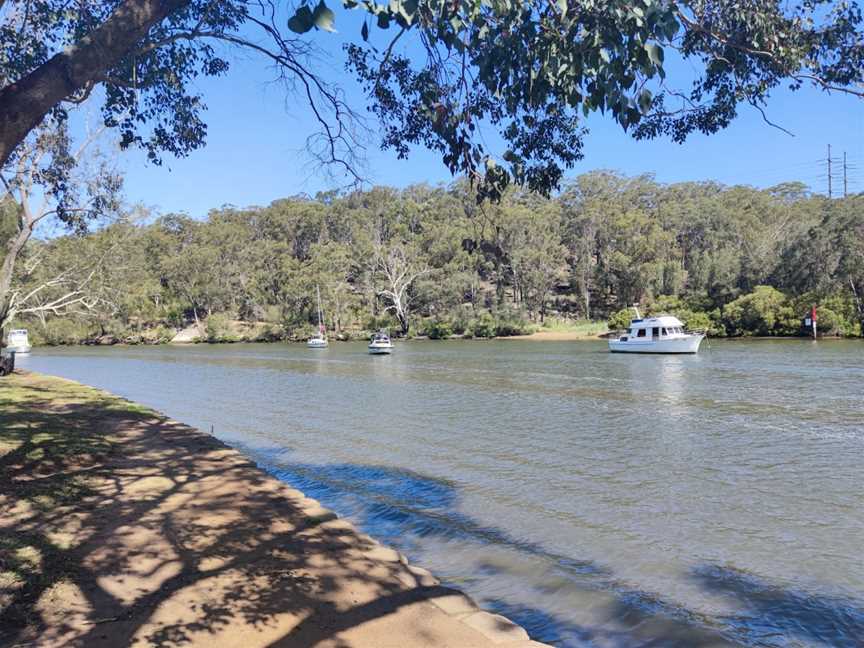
[0,349,14,376]
[583,286,590,320]
[850,278,864,333]
[0,0,191,169]
[0,228,31,335]
[335,293,343,335]
[192,306,202,335]
[494,255,505,307]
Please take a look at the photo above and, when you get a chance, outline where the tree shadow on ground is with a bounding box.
[0,375,475,648]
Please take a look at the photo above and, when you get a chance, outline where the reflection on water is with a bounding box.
[20,339,864,647]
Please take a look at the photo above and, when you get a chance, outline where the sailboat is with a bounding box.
[307,286,328,348]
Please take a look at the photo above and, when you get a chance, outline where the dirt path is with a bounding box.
[0,372,547,648]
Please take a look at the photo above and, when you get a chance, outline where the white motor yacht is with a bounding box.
[368,331,393,355]
[608,311,704,354]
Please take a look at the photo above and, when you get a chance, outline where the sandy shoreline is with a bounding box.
[497,330,606,341]
[0,371,548,648]
[28,330,609,350]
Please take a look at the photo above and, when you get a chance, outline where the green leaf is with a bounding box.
[403,0,418,19]
[663,16,680,40]
[377,12,390,28]
[287,5,315,34]
[638,88,653,113]
[645,43,664,66]
[312,1,337,32]
[361,20,369,40]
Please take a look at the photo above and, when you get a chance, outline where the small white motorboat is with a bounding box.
[368,331,393,355]
[7,329,32,354]
[307,286,329,349]
[608,311,704,354]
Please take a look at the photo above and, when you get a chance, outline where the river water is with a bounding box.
[18,340,864,647]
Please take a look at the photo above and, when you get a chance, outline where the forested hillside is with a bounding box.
[7,172,863,345]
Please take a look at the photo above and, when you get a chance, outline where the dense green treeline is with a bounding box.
[8,172,864,345]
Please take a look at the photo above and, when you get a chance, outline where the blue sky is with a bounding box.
[119,9,864,217]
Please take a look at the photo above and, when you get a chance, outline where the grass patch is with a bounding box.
[538,318,608,336]
[0,372,158,633]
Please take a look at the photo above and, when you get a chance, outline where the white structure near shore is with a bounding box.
[608,315,704,354]
[7,329,31,354]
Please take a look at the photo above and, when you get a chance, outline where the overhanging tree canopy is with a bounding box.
[1,0,862,196]
[331,0,864,197]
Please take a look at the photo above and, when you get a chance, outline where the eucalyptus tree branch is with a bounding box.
[0,0,193,169]
[131,28,210,57]
[749,100,794,137]
[202,29,365,182]
[790,74,864,98]
[675,9,776,59]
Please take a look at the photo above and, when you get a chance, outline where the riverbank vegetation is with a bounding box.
[5,172,862,345]
[2,2,863,348]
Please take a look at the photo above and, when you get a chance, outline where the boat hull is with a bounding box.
[307,340,328,348]
[368,345,392,355]
[608,335,704,354]
[6,345,31,354]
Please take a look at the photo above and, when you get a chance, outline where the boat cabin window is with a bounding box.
[636,329,646,338]
[652,327,660,338]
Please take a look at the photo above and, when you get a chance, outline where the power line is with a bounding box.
[822,145,850,198]
[844,151,848,198]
